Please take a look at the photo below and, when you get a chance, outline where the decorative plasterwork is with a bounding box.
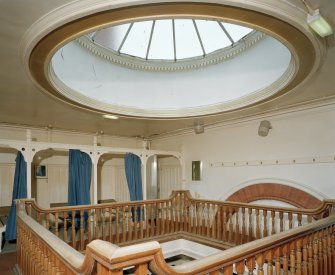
[76,31,265,72]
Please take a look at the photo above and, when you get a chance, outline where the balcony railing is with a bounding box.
[16,190,335,274]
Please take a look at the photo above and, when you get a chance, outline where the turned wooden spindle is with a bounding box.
[236,260,245,275]
[165,202,170,234]
[296,238,302,275]
[246,256,256,275]
[318,230,324,274]
[223,206,227,241]
[122,206,127,243]
[128,206,133,242]
[241,207,246,243]
[54,212,59,237]
[256,253,265,275]
[274,247,281,275]
[109,207,113,243]
[161,202,165,235]
[248,208,253,242]
[228,207,233,243]
[282,244,289,275]
[290,241,296,275]
[217,205,222,240]
[95,209,99,240]
[156,202,161,235]
[302,236,308,275]
[279,211,284,232]
[144,204,149,238]
[194,202,198,233]
[235,208,239,244]
[101,208,106,241]
[115,206,120,243]
[80,209,84,250]
[256,209,260,240]
[263,209,268,238]
[313,232,319,275]
[298,213,302,226]
[133,205,138,241]
[140,204,144,239]
[327,226,332,275]
[322,228,328,275]
[71,210,76,248]
[307,234,313,275]
[271,211,275,236]
[288,212,293,230]
[150,203,155,237]
[307,215,312,223]
[222,265,233,275]
[207,203,211,238]
[265,250,273,275]
[63,211,68,243]
[212,204,217,239]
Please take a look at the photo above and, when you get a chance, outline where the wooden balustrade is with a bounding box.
[17,197,335,275]
[20,190,334,253]
[16,192,335,275]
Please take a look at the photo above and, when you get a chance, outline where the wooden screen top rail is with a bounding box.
[20,189,335,217]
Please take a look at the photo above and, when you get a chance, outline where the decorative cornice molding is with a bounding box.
[76,31,265,72]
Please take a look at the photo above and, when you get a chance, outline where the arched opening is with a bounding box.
[146,155,181,199]
[32,149,70,208]
[97,153,129,203]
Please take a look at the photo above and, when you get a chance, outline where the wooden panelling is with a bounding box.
[158,165,181,199]
[0,164,15,207]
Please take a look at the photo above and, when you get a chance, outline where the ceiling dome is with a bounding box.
[23,2,320,119]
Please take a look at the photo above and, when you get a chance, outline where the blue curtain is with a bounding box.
[68,149,92,228]
[124,153,143,221]
[5,151,27,241]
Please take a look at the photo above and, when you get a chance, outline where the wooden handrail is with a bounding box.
[16,195,335,274]
[17,201,95,274]
[20,190,335,253]
[22,190,335,216]
[177,190,334,216]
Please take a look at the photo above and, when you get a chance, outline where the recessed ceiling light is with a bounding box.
[102,114,119,120]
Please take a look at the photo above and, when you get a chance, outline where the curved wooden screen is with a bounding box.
[226,183,322,208]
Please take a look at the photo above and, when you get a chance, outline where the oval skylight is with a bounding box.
[78,19,257,71]
[91,19,252,61]
[50,24,293,118]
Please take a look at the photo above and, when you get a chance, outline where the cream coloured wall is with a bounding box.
[151,106,335,201]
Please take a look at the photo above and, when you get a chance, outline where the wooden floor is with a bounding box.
[0,252,16,275]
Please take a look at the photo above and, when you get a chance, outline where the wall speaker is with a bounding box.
[258,120,272,137]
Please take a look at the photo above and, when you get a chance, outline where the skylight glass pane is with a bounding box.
[221,22,252,42]
[148,20,174,60]
[121,21,152,58]
[195,20,231,54]
[93,24,130,51]
[175,19,203,59]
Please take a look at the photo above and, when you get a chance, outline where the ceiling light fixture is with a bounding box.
[102,114,119,120]
[307,9,333,37]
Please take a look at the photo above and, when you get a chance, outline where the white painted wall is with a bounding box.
[151,106,335,201]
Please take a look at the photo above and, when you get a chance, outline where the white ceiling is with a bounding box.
[1,0,335,138]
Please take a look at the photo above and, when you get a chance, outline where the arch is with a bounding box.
[226,183,322,209]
